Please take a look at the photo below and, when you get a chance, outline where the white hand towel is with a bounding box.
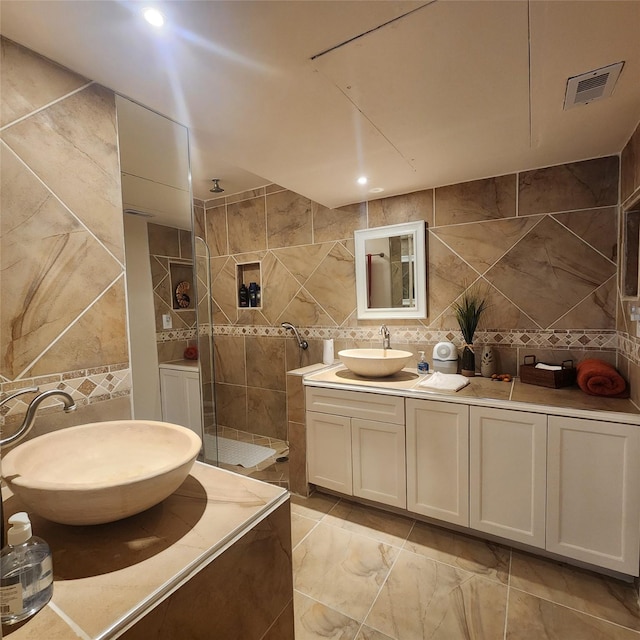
[323,339,334,365]
[534,363,562,371]
[418,371,470,393]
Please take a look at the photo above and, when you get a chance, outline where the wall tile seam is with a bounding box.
[621,185,640,209]
[618,332,640,366]
[549,216,618,266]
[1,138,127,269]
[621,120,640,153]
[8,272,127,381]
[0,79,94,133]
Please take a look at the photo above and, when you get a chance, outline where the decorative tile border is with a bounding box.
[156,328,197,342]
[0,364,131,423]
[619,332,640,367]
[207,324,617,351]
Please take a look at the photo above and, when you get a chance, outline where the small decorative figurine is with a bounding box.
[480,346,496,378]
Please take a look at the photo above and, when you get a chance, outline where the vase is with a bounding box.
[480,346,496,378]
[461,344,476,377]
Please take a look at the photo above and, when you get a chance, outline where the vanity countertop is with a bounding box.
[158,359,199,371]
[1,462,288,640]
[304,365,640,424]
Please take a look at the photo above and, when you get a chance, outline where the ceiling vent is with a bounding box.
[564,62,624,110]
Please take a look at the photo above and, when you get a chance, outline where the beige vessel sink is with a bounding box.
[338,348,413,378]
[2,420,202,525]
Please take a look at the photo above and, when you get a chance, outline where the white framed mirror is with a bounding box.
[354,220,427,319]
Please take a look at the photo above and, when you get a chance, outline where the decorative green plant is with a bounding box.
[452,287,488,345]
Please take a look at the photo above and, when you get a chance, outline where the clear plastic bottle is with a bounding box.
[0,512,53,625]
[417,350,430,373]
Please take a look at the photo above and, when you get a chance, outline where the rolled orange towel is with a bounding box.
[576,358,629,398]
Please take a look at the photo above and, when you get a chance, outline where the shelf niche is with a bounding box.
[237,261,262,309]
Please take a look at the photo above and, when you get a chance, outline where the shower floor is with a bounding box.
[203,426,289,489]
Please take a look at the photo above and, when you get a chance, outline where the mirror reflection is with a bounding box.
[364,233,416,309]
[116,96,215,463]
[354,221,427,319]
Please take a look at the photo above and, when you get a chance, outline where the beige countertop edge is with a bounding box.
[158,359,198,371]
[303,367,640,425]
[97,489,289,640]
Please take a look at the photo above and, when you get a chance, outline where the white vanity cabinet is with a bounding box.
[159,363,202,437]
[469,407,547,548]
[546,416,640,575]
[306,387,406,508]
[304,373,640,576]
[306,411,353,494]
[406,399,469,526]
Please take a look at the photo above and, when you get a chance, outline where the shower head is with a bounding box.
[210,179,224,193]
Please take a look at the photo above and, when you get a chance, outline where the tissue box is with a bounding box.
[519,355,576,388]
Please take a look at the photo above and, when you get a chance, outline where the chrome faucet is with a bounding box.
[281,322,308,350]
[379,324,391,349]
[0,388,77,447]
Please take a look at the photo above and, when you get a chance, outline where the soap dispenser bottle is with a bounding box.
[417,351,429,373]
[0,512,53,625]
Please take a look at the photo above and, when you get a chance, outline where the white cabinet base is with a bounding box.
[307,411,353,494]
[159,364,202,437]
[547,416,640,575]
[352,418,406,509]
[406,399,469,526]
[470,407,546,549]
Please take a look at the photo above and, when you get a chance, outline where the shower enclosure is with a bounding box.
[194,235,218,465]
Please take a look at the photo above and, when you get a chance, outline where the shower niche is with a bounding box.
[169,260,194,310]
[237,261,262,309]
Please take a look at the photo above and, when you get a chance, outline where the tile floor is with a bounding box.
[291,492,640,640]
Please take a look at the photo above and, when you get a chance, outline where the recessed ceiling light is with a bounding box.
[357,176,368,185]
[369,187,384,194]
[143,8,165,27]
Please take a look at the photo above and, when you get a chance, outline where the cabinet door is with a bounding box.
[470,407,546,548]
[306,411,353,494]
[160,368,202,437]
[352,419,406,508]
[406,399,469,525]
[160,368,187,427]
[547,416,640,575]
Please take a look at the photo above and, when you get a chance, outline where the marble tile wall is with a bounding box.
[0,37,131,435]
[147,222,198,363]
[202,155,623,439]
[619,119,640,405]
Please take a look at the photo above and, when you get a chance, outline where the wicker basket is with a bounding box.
[519,355,577,388]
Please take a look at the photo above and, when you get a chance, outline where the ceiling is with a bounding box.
[1,1,639,209]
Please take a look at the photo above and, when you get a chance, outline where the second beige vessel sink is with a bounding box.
[338,348,413,377]
[2,420,202,525]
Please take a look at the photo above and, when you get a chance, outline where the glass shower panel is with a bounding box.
[194,235,218,465]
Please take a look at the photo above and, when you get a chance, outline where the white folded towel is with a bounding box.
[534,363,562,371]
[418,371,470,393]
